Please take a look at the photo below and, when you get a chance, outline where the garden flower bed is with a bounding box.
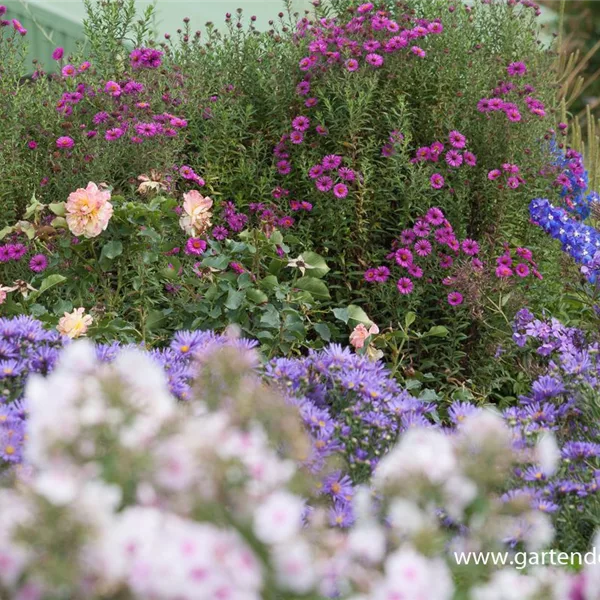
[2,0,600,597]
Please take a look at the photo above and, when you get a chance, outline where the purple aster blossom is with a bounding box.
[396,277,413,294]
[29,254,48,273]
[445,150,463,168]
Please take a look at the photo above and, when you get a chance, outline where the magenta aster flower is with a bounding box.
[448,130,466,149]
[185,238,207,256]
[27,140,37,150]
[277,160,291,175]
[497,254,512,267]
[463,151,477,166]
[414,239,432,257]
[408,264,424,278]
[488,98,504,110]
[105,128,124,141]
[104,80,122,96]
[345,58,359,72]
[364,268,378,283]
[61,64,76,77]
[309,165,324,179]
[477,98,491,112]
[315,125,328,136]
[333,183,349,198]
[322,155,343,170]
[415,147,431,161]
[316,176,333,192]
[290,131,304,144]
[488,169,501,181]
[400,229,416,245]
[395,248,413,267]
[439,254,454,268]
[447,291,463,306]
[29,254,48,272]
[52,47,64,61]
[461,239,479,256]
[292,116,310,131]
[516,247,533,261]
[212,226,229,240]
[506,108,521,122]
[296,81,310,96]
[507,176,520,189]
[365,53,384,67]
[507,61,527,76]
[445,150,463,168]
[425,207,445,226]
[56,136,74,149]
[430,173,445,189]
[515,263,530,277]
[502,163,519,173]
[396,277,414,295]
[411,46,426,58]
[412,220,430,238]
[495,265,513,278]
[374,266,390,282]
[338,167,355,181]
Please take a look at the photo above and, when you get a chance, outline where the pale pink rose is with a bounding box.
[179,190,213,236]
[349,323,379,349]
[65,182,113,238]
[57,307,93,339]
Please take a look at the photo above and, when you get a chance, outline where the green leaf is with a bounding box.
[146,309,167,331]
[314,322,331,341]
[347,304,372,325]
[29,303,48,317]
[294,276,330,300]
[0,226,13,240]
[301,251,330,278]
[29,274,67,301]
[423,325,449,338]
[246,288,269,304]
[404,311,417,328]
[333,307,349,324]
[48,202,66,216]
[224,288,245,310]
[50,217,67,229]
[260,304,281,329]
[101,241,123,260]
[202,254,230,270]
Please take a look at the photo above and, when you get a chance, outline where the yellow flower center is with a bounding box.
[180,345,190,353]
[4,445,15,455]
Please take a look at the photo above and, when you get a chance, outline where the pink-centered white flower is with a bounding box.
[179,190,213,236]
[65,182,113,238]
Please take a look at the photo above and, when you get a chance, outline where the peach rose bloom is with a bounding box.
[179,190,213,236]
[349,323,379,349]
[57,307,93,339]
[66,182,113,238]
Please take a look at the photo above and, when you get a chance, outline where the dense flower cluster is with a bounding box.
[0,331,587,599]
[364,207,538,307]
[530,197,600,283]
[265,345,432,526]
[545,139,598,219]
